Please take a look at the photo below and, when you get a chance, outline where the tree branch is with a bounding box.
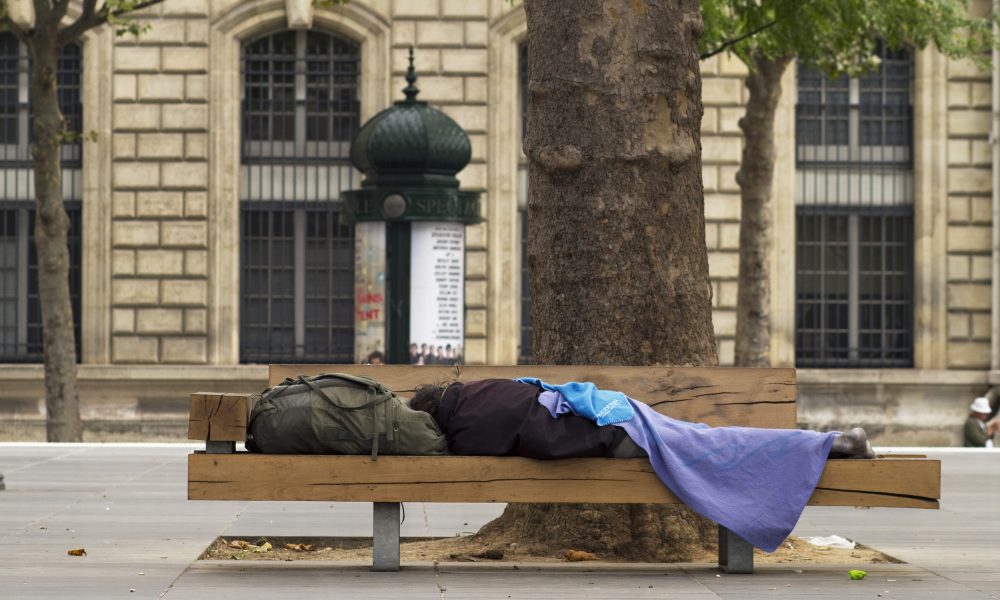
[58,2,104,45]
[58,0,167,45]
[700,19,779,60]
[32,0,52,23]
[53,0,73,22]
[110,0,167,18]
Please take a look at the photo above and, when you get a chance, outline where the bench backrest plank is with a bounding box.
[268,365,797,428]
[188,366,796,443]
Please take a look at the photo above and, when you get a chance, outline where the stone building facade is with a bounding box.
[0,0,996,444]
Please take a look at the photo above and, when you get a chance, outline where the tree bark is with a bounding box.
[29,22,83,442]
[475,0,718,561]
[733,53,792,368]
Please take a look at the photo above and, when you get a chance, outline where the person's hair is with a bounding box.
[410,383,447,416]
[366,350,384,364]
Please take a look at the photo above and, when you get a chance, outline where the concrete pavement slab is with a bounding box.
[1,444,998,599]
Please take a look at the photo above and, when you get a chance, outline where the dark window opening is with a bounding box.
[794,44,914,368]
[0,34,82,363]
[239,30,361,364]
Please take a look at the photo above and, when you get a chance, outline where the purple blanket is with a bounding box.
[539,392,837,552]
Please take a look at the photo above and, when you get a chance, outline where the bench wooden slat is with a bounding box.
[267,365,798,428]
[188,454,939,509]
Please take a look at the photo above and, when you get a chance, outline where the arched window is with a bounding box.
[239,30,361,363]
[795,44,914,367]
[0,34,82,363]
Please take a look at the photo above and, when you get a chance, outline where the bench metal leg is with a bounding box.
[205,441,235,454]
[718,525,753,574]
[373,502,400,571]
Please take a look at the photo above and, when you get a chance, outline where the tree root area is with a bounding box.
[201,503,898,566]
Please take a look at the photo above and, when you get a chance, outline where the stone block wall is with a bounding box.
[46,0,1000,372]
[109,3,211,365]
[700,54,749,365]
[1,0,997,442]
[946,57,992,369]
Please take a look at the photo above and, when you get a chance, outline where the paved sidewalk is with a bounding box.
[0,444,997,599]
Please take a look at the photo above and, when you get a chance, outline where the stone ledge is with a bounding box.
[0,364,267,381]
[797,369,988,386]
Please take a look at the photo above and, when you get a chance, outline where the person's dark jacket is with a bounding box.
[434,379,629,458]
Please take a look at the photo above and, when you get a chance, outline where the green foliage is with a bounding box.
[700,0,1000,75]
[103,1,157,38]
[59,130,100,144]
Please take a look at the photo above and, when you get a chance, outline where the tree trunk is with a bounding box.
[475,0,718,561]
[733,53,792,367]
[29,26,82,442]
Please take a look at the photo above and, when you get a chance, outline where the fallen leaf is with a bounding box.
[250,542,272,553]
[228,540,252,550]
[67,548,87,557]
[284,543,314,552]
[563,549,598,562]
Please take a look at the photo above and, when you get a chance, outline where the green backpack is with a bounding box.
[246,373,447,459]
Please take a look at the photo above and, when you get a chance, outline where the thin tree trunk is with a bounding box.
[29,26,82,442]
[733,53,792,368]
[475,0,718,561]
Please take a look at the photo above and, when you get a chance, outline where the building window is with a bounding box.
[794,45,914,368]
[517,41,532,364]
[0,34,82,363]
[239,30,361,363]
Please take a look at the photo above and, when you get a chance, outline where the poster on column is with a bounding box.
[354,221,386,364]
[409,221,464,366]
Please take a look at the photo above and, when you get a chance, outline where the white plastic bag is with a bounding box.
[803,535,855,549]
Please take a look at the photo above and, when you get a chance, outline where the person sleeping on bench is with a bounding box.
[408,377,874,460]
[247,374,875,552]
[406,377,876,552]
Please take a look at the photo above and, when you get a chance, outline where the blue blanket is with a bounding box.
[515,377,634,425]
[532,383,837,552]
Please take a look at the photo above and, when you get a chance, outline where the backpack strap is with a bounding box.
[296,374,392,411]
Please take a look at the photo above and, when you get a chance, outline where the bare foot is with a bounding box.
[830,428,876,459]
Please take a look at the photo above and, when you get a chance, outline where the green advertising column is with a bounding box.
[344,49,480,365]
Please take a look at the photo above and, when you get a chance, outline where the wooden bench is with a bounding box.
[187,365,940,574]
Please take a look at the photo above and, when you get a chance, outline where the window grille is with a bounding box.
[794,45,914,368]
[239,30,361,363]
[0,34,82,363]
[517,42,533,364]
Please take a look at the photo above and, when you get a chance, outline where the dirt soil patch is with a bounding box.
[201,535,899,565]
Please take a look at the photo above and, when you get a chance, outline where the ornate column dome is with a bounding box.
[350,49,472,189]
[344,48,480,224]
